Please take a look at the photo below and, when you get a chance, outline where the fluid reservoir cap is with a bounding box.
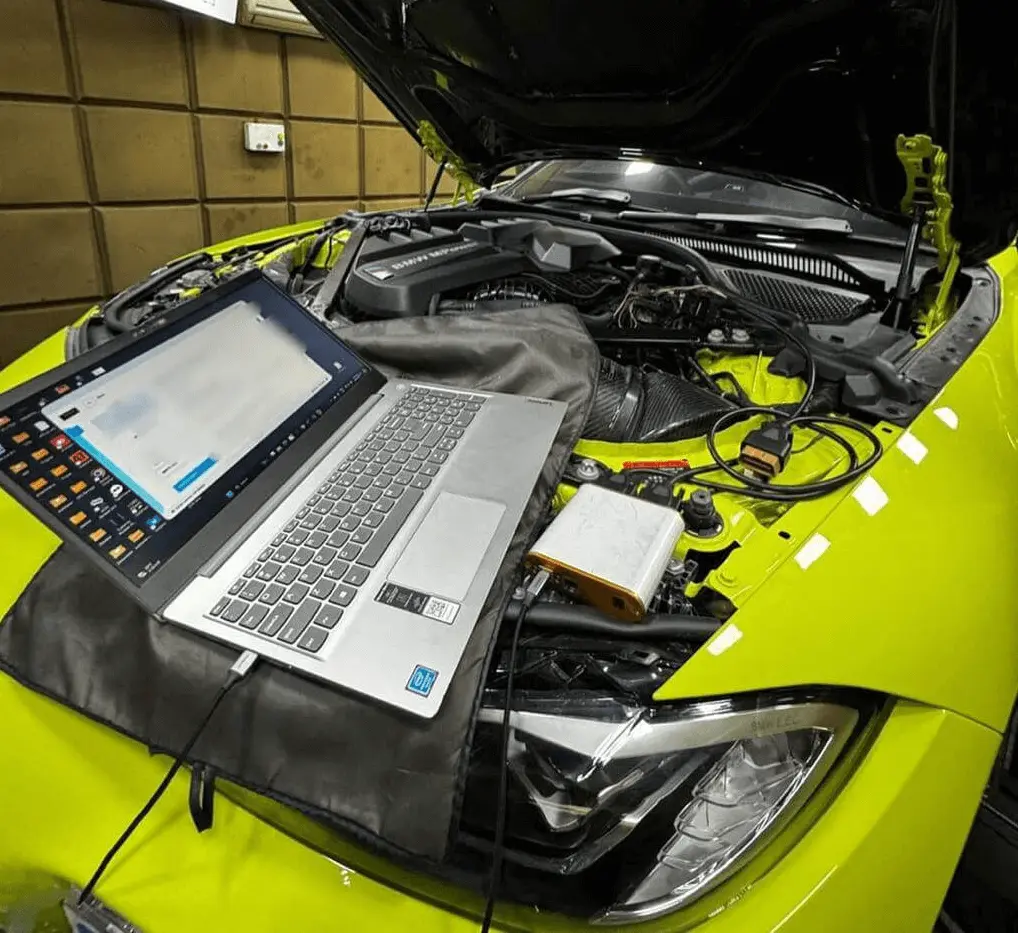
[682,489,723,535]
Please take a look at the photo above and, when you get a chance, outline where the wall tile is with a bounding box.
[192,20,283,113]
[0,303,94,367]
[360,84,398,123]
[286,36,357,119]
[68,0,187,104]
[0,209,101,307]
[291,122,359,198]
[362,198,423,212]
[98,205,203,292]
[0,102,88,204]
[199,115,286,200]
[0,0,67,96]
[363,126,423,196]
[293,200,359,223]
[0,8,436,310]
[206,202,290,244]
[86,107,197,202]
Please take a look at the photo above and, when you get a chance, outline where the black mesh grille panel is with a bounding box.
[721,267,867,323]
[662,234,868,287]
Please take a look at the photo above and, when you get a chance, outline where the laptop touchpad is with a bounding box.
[388,493,506,601]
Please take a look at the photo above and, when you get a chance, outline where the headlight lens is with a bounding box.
[463,693,860,923]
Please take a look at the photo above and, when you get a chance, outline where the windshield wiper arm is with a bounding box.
[474,190,589,218]
[614,210,853,234]
[521,187,632,206]
[744,171,861,211]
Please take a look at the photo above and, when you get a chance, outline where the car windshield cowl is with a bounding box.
[614,209,854,234]
[501,159,909,243]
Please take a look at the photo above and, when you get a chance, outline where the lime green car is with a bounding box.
[4,1,1018,931]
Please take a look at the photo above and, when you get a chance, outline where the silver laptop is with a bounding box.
[0,270,564,718]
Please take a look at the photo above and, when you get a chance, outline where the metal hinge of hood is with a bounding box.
[897,133,961,337]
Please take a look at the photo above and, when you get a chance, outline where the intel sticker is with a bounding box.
[406,665,439,697]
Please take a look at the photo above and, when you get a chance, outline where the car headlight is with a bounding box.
[462,692,863,923]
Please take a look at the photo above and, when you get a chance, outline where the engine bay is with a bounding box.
[58,200,998,918]
[68,206,995,645]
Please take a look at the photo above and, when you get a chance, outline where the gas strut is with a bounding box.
[888,206,926,330]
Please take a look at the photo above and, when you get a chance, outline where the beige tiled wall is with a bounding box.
[0,0,444,366]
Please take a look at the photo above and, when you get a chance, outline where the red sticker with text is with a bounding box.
[622,458,691,470]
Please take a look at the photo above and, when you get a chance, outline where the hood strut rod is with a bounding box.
[889,206,926,330]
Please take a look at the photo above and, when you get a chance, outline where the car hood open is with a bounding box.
[295,0,1018,260]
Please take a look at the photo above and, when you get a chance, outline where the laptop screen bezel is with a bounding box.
[0,268,386,614]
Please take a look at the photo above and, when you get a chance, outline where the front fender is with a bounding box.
[660,248,1018,733]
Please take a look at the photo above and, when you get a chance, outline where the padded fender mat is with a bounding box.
[0,306,598,862]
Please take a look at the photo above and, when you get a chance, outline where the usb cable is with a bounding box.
[77,649,260,905]
[479,569,550,933]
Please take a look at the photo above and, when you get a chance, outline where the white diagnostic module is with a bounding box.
[527,483,684,622]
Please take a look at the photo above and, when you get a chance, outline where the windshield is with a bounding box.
[502,159,907,239]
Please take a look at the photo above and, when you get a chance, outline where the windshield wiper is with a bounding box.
[614,209,853,234]
[473,190,590,218]
[743,171,861,211]
[521,187,632,207]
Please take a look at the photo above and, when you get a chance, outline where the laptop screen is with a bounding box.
[0,276,370,583]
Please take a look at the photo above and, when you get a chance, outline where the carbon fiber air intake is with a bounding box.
[584,357,737,443]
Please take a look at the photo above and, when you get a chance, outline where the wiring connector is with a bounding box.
[739,422,793,480]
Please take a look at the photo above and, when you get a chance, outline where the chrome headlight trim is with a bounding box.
[476,696,859,923]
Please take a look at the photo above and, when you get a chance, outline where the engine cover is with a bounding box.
[344,217,620,318]
[346,224,528,318]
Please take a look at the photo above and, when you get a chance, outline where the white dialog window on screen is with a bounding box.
[44,299,331,519]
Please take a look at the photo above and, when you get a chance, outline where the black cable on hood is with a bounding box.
[77,650,259,906]
[479,570,551,933]
[700,408,883,502]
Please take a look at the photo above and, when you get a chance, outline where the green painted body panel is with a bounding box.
[656,249,1018,733]
[0,226,1015,930]
[0,686,998,932]
[696,352,806,406]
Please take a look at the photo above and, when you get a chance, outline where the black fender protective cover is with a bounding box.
[0,306,597,863]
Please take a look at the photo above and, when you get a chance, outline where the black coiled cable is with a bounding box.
[658,241,885,500]
[701,408,883,501]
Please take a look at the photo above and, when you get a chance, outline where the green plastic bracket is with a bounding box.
[897,133,958,271]
[896,133,960,336]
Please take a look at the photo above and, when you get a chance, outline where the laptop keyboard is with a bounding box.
[206,386,486,655]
